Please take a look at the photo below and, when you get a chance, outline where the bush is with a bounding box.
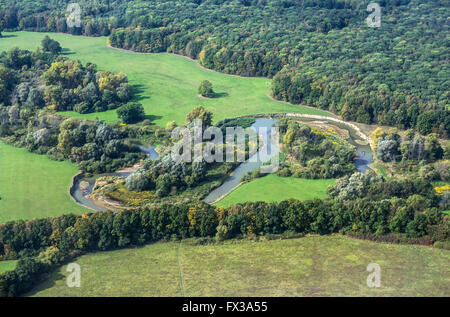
[428,220,449,243]
[434,240,450,250]
[41,36,62,55]
[166,120,177,132]
[117,102,145,124]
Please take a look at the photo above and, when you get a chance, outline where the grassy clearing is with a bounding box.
[215,174,335,208]
[371,163,388,178]
[0,142,86,223]
[0,260,17,273]
[27,235,450,297]
[0,32,333,127]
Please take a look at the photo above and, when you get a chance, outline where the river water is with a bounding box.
[204,117,373,203]
[71,117,373,210]
[204,118,278,203]
[70,145,158,211]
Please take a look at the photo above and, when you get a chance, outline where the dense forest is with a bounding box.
[1,0,448,137]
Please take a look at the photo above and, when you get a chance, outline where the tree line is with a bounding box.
[0,171,448,296]
[1,1,448,137]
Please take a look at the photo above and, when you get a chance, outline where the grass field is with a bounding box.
[371,163,388,178]
[215,174,335,208]
[0,142,86,223]
[0,32,333,127]
[0,260,17,274]
[27,236,450,297]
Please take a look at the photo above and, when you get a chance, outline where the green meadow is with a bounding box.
[215,174,335,208]
[0,32,338,222]
[0,32,333,127]
[0,260,17,274]
[0,142,86,223]
[27,236,450,297]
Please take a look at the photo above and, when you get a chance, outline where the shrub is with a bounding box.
[117,102,145,124]
[166,120,177,132]
[434,240,450,250]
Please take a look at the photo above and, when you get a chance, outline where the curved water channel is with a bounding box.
[204,118,279,203]
[71,117,373,210]
[71,145,159,211]
[204,116,373,203]
[292,117,374,174]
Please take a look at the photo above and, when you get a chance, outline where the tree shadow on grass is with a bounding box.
[24,270,66,297]
[132,84,149,103]
[61,48,75,55]
[214,92,229,98]
[198,91,229,100]
[0,34,17,39]
[144,114,163,123]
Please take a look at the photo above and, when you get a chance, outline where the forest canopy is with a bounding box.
[1,0,448,136]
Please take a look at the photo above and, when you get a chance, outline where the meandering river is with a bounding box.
[204,118,278,203]
[203,116,373,203]
[70,116,373,210]
[70,145,159,211]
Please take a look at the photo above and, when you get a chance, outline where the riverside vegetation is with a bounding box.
[0,1,449,296]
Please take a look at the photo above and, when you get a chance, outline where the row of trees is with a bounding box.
[1,171,448,296]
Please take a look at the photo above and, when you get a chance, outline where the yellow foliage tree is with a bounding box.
[198,49,206,65]
[188,207,197,228]
[98,71,127,91]
[371,127,385,152]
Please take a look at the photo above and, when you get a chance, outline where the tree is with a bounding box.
[117,102,145,124]
[376,139,399,162]
[26,88,44,108]
[41,36,62,55]
[0,65,17,104]
[406,214,428,238]
[198,80,215,98]
[425,133,443,161]
[166,120,177,132]
[185,106,212,127]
